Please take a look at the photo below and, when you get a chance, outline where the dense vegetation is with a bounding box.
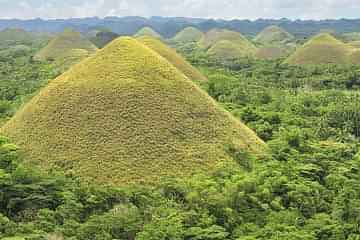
[1,28,360,239]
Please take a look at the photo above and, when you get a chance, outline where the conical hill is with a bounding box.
[1,37,265,185]
[134,27,162,39]
[172,27,204,43]
[255,25,294,45]
[285,33,351,65]
[34,29,98,61]
[138,36,207,82]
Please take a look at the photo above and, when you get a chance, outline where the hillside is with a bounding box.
[1,37,265,185]
[172,27,204,42]
[33,29,98,62]
[134,27,162,39]
[285,33,352,65]
[255,46,289,59]
[207,40,257,60]
[255,25,294,45]
[198,28,255,49]
[138,36,207,82]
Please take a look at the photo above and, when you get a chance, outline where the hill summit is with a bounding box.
[1,37,265,185]
[285,33,353,65]
[134,27,162,39]
[172,27,204,43]
[33,29,98,62]
[255,25,294,45]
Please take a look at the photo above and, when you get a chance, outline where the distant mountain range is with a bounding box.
[1,16,360,38]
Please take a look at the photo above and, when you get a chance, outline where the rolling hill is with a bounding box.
[33,29,98,62]
[1,37,265,185]
[255,25,294,45]
[255,46,289,60]
[0,28,34,46]
[199,29,258,60]
[134,27,162,39]
[199,28,255,49]
[172,27,204,43]
[138,36,207,82]
[207,40,257,60]
[285,33,352,65]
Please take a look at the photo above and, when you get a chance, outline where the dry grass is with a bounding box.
[172,27,204,43]
[134,27,162,39]
[255,46,290,60]
[33,29,98,62]
[1,37,265,186]
[255,25,294,45]
[285,33,353,65]
[198,29,256,50]
[207,39,257,60]
[138,36,207,82]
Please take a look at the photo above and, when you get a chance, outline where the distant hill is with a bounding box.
[2,17,360,39]
[342,32,360,42]
[0,28,34,46]
[285,33,353,65]
[138,36,207,82]
[199,29,254,49]
[1,37,265,185]
[34,29,98,62]
[134,27,162,39]
[207,40,257,60]
[199,29,257,60]
[255,25,294,45]
[255,46,290,60]
[172,27,204,43]
[89,31,119,48]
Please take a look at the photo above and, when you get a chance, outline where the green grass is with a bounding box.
[138,36,207,82]
[255,45,290,59]
[33,29,98,62]
[172,27,204,43]
[198,29,256,50]
[207,39,257,60]
[342,32,360,42]
[285,33,353,65]
[199,29,258,60]
[134,27,162,39]
[254,25,294,45]
[347,41,360,48]
[0,28,34,46]
[1,37,265,186]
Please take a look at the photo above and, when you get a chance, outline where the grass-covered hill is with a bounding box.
[255,46,289,60]
[255,25,294,45]
[138,36,207,82]
[33,29,98,62]
[285,33,353,65]
[134,26,162,39]
[207,40,257,60]
[0,28,34,46]
[172,27,204,43]
[198,28,255,49]
[1,37,265,185]
[199,29,258,60]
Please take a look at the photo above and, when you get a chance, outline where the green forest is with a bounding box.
[1,24,360,240]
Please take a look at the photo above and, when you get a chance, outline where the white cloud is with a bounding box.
[1,0,360,20]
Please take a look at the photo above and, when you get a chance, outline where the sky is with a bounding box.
[1,0,360,20]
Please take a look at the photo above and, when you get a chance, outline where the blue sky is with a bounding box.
[1,0,360,20]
